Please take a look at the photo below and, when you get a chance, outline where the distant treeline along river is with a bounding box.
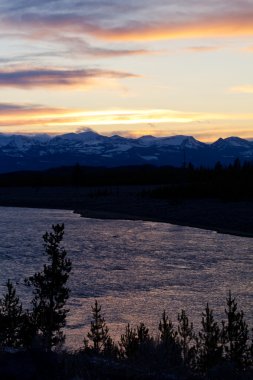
[0,206,252,349]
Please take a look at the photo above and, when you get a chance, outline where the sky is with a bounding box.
[0,0,253,141]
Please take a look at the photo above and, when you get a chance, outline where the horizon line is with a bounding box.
[0,130,253,144]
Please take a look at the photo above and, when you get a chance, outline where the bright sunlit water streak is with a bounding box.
[0,206,252,349]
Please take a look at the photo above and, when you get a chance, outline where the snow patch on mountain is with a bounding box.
[213,137,252,150]
[0,130,252,172]
[140,155,159,161]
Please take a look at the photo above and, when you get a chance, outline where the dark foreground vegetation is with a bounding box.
[0,224,253,379]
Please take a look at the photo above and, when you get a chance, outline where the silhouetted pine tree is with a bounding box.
[221,291,250,368]
[159,310,177,345]
[0,280,23,348]
[177,309,195,366]
[159,310,182,367]
[119,323,138,358]
[195,303,223,372]
[85,300,113,354]
[119,322,153,359]
[251,333,253,365]
[137,322,150,344]
[25,224,72,351]
[19,310,37,349]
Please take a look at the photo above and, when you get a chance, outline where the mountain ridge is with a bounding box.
[0,131,253,173]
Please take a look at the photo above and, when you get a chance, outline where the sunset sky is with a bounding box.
[1,0,253,141]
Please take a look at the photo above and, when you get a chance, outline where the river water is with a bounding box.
[0,206,252,349]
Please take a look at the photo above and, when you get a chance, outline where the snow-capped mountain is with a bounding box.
[0,131,252,173]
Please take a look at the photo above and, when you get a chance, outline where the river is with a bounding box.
[0,206,252,349]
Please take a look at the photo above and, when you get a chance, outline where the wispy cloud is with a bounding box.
[1,104,253,128]
[2,9,253,43]
[0,67,138,89]
[230,85,253,94]
[0,103,67,124]
[0,106,202,130]
[89,12,253,42]
[185,46,221,53]
[0,103,33,111]
[242,45,253,52]
[1,103,253,140]
[54,36,156,58]
[1,1,253,42]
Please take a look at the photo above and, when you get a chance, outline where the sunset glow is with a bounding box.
[0,1,253,140]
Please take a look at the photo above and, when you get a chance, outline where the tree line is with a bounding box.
[82,294,253,374]
[0,224,253,379]
[0,160,253,201]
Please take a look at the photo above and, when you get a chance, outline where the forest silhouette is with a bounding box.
[0,160,253,202]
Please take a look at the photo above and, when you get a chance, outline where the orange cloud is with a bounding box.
[39,12,253,42]
[1,105,253,136]
[0,107,200,133]
[185,46,221,53]
[230,85,253,94]
[95,9,253,42]
[242,45,253,52]
[3,9,253,43]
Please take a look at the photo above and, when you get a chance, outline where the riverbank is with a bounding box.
[0,186,252,237]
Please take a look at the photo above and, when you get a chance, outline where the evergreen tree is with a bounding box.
[250,332,253,365]
[159,310,181,367]
[0,279,23,348]
[221,291,250,368]
[19,310,37,349]
[196,303,222,372]
[85,300,112,354]
[119,322,152,359]
[137,322,150,344]
[25,224,72,351]
[103,334,119,357]
[177,309,195,366]
[119,323,138,358]
[159,310,177,346]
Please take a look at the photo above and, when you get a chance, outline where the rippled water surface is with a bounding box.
[0,206,252,349]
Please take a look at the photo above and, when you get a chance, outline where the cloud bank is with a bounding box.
[2,1,253,42]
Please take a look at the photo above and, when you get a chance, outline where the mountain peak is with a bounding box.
[0,132,252,172]
[224,136,249,145]
[213,136,251,149]
[57,130,106,143]
[78,130,102,138]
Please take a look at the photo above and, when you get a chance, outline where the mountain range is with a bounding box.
[0,131,253,173]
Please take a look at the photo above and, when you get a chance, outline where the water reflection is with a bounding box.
[0,207,252,349]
